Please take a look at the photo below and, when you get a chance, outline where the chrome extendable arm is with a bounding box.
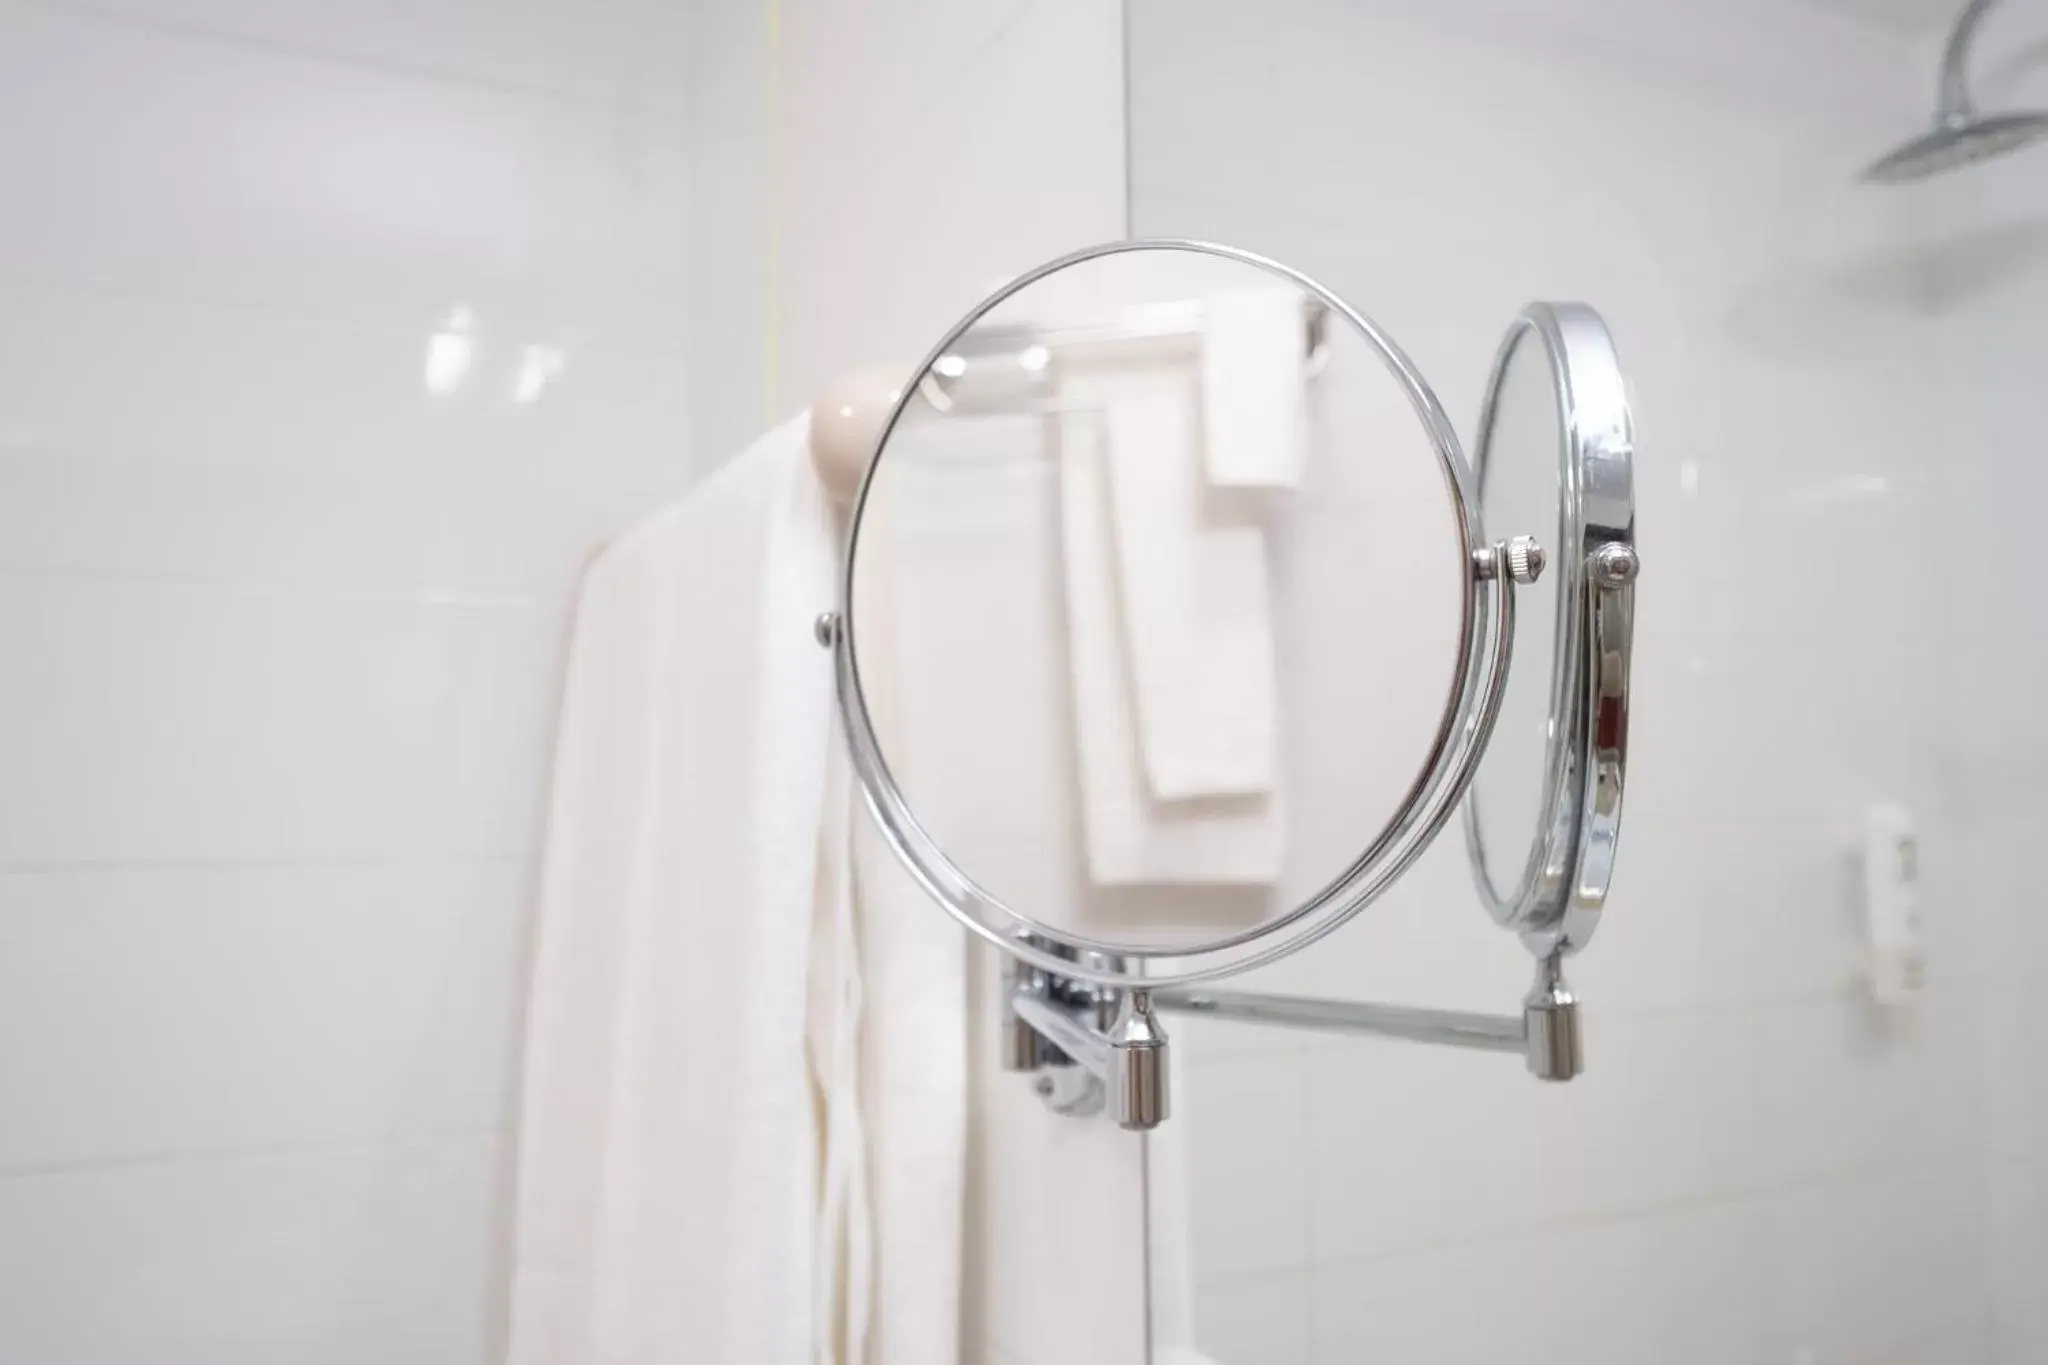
[1153,953,1582,1081]
[1004,954,1580,1130]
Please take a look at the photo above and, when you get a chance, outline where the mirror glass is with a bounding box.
[845,245,1468,954]
[1469,326,1565,904]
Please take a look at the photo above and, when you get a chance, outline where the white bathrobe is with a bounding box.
[506,415,962,1365]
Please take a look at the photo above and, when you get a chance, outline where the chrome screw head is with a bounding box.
[1588,542,1640,589]
[1505,536,1547,585]
[813,612,840,649]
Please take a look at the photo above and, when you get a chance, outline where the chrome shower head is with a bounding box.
[1861,0,2048,183]
[1862,110,2048,182]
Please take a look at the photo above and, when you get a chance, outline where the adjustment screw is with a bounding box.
[1505,536,1547,585]
[813,612,840,649]
[1588,542,1639,589]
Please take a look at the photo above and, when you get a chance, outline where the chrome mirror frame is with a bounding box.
[822,238,1534,990]
[1463,302,1637,959]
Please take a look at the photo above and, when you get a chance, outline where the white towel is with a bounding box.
[844,457,969,1365]
[1103,378,1283,802]
[1059,372,1285,885]
[1201,285,1308,489]
[810,743,872,1365]
[505,415,882,1365]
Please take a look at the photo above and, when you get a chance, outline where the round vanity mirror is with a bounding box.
[829,240,1530,988]
[1464,303,1637,957]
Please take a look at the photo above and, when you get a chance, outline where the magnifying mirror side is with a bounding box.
[1463,301,1638,960]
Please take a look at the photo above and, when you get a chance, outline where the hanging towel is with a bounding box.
[1058,371,1285,886]
[810,742,873,1365]
[1201,285,1308,489]
[1102,377,1283,803]
[505,414,865,1365]
[843,458,969,1365]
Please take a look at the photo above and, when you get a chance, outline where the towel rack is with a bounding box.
[914,296,1328,418]
[813,241,1638,1132]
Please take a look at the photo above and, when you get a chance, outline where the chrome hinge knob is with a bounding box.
[813,612,841,648]
[1505,536,1546,585]
[1587,542,1639,589]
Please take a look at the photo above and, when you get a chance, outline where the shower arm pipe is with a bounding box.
[1938,0,1996,122]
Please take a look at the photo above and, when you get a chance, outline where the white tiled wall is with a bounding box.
[1929,8,2048,1361]
[1128,0,2021,1360]
[0,0,724,1359]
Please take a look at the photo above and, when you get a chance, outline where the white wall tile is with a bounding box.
[1961,801,2048,987]
[1754,1165,1990,1363]
[1187,1274,1310,1365]
[685,122,773,466]
[0,1136,505,1365]
[1172,1048,1311,1283]
[1752,989,1985,1187]
[1986,1158,2048,1365]
[0,861,529,1170]
[0,6,691,342]
[37,0,695,109]
[1305,1005,1761,1266]
[0,577,560,866]
[1309,1201,1766,1365]
[776,0,1127,410]
[779,0,1037,187]
[0,283,692,597]
[1978,982,2048,1160]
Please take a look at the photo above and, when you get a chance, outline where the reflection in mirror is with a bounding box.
[1469,327,1565,909]
[845,246,1466,955]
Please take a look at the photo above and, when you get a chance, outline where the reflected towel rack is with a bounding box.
[915,295,1328,417]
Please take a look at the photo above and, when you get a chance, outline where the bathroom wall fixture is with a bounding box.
[814,242,1637,1131]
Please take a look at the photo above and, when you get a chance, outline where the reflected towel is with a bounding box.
[1059,372,1284,885]
[1201,284,1308,489]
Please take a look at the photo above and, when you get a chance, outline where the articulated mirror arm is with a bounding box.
[1004,955,1580,1132]
[1153,952,1581,1081]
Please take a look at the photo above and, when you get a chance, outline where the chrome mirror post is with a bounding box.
[1103,991,1170,1131]
[1006,970,1171,1133]
[1521,953,1582,1082]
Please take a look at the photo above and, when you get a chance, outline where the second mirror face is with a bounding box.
[845,246,1469,955]
[1470,325,1566,908]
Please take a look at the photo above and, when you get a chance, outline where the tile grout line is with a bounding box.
[0,1124,510,1184]
[0,852,533,878]
[1240,1147,1999,1288]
